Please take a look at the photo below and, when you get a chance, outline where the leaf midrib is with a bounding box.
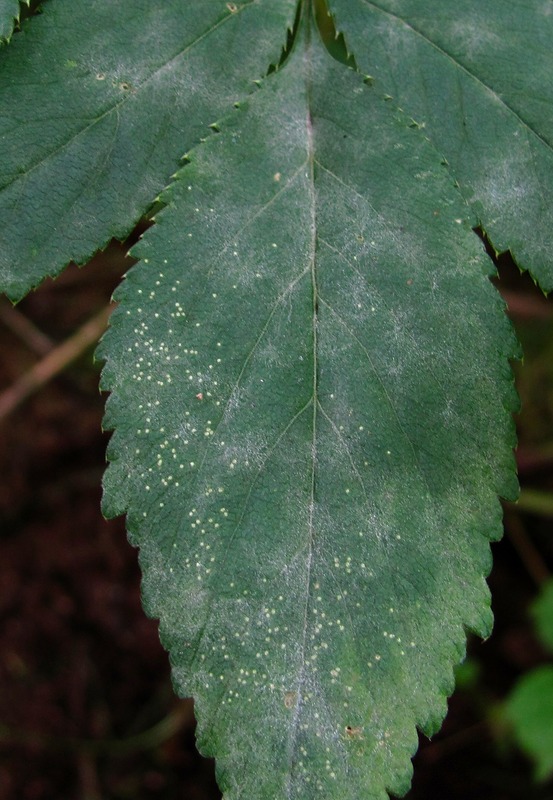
[285,6,318,791]
[358,0,553,153]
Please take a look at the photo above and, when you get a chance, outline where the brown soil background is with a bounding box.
[0,236,552,800]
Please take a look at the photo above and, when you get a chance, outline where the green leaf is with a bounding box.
[505,666,553,781]
[100,8,518,798]
[533,579,553,654]
[0,0,28,43]
[327,0,553,291]
[0,0,296,301]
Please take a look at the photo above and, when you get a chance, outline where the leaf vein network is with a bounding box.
[0,2,255,193]
[358,0,553,151]
[314,159,415,258]
[318,295,421,468]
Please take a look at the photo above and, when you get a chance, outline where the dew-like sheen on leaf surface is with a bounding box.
[0,0,296,300]
[328,0,553,291]
[100,10,518,799]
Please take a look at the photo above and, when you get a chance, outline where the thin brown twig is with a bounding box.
[0,304,113,421]
[514,488,553,517]
[0,704,190,757]
[503,507,550,587]
[501,289,553,321]
[77,751,103,800]
[0,296,54,356]
[517,443,553,475]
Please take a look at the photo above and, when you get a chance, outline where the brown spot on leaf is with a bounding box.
[284,691,297,709]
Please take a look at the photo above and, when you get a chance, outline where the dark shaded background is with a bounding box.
[0,233,552,800]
